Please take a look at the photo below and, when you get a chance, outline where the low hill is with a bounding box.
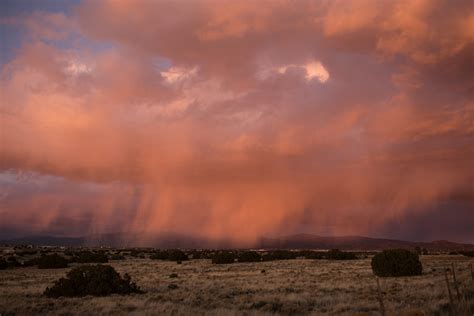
[258,234,474,251]
[1,233,473,251]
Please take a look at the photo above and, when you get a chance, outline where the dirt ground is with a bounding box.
[0,255,473,315]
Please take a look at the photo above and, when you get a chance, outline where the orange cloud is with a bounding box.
[1,0,473,243]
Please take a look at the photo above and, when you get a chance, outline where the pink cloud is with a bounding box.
[1,0,473,243]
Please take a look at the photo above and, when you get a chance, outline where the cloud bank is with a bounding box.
[1,0,473,243]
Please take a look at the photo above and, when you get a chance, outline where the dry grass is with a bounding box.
[0,255,473,315]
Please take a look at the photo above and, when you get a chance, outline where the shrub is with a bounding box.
[130,250,147,258]
[297,250,325,259]
[415,246,422,255]
[14,249,37,256]
[129,250,139,257]
[169,273,178,278]
[167,250,188,261]
[371,249,423,277]
[325,249,357,260]
[460,251,474,257]
[212,251,236,264]
[37,254,69,269]
[23,258,37,267]
[0,258,8,270]
[238,251,262,262]
[188,250,213,259]
[150,250,188,261]
[149,251,167,260]
[262,250,297,261]
[72,251,108,263]
[4,256,22,268]
[110,254,126,260]
[44,264,143,297]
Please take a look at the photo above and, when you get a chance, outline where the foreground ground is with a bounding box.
[0,255,473,315]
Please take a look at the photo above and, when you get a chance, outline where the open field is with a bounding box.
[0,253,473,315]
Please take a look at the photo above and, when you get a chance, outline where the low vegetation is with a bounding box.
[238,251,262,262]
[5,256,22,268]
[150,249,188,261]
[297,250,325,259]
[36,254,69,269]
[0,258,7,270]
[71,251,109,263]
[1,247,473,315]
[371,249,423,277]
[109,254,126,260]
[44,264,143,297]
[262,250,297,261]
[325,249,358,260]
[190,250,214,259]
[212,251,236,264]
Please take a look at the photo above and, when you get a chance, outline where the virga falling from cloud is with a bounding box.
[0,0,473,243]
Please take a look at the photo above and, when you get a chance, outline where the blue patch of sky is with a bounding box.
[0,169,107,194]
[152,56,172,71]
[1,0,80,66]
[1,0,171,74]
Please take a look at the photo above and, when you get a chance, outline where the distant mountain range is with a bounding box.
[1,232,473,251]
[259,234,474,251]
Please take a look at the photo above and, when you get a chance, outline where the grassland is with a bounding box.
[0,253,473,315]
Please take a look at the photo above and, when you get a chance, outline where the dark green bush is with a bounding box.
[4,256,22,268]
[167,250,188,261]
[460,251,474,257]
[238,251,262,262]
[130,250,147,258]
[297,250,325,259]
[325,249,357,260]
[110,254,126,260]
[212,251,236,264]
[262,250,297,261]
[44,264,143,297]
[72,251,108,263]
[415,246,422,255]
[188,250,213,259]
[371,249,423,277]
[37,254,69,269]
[149,251,167,260]
[0,258,8,270]
[17,250,38,256]
[150,250,188,261]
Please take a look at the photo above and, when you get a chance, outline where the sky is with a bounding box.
[0,0,473,244]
